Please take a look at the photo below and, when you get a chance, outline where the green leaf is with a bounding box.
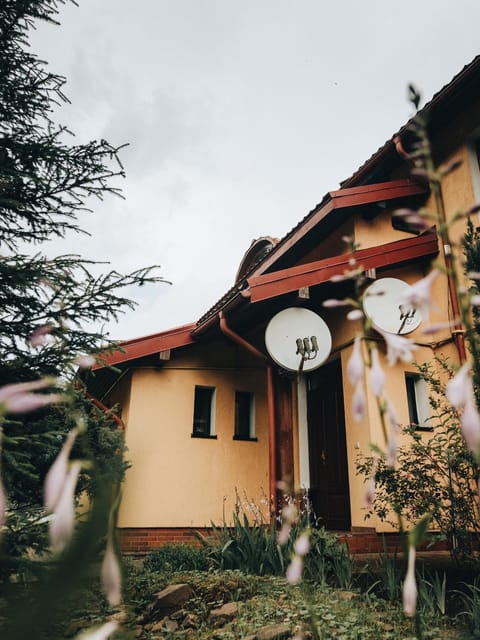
[409,513,431,548]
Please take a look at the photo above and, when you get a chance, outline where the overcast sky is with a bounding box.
[30,0,480,341]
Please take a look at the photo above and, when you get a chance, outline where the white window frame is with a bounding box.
[192,385,216,438]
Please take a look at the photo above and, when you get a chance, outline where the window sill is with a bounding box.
[413,424,433,432]
[233,435,258,442]
[191,433,217,439]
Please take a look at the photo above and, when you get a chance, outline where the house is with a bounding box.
[88,57,480,554]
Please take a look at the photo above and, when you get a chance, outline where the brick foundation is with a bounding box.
[118,526,449,555]
[118,527,208,554]
[336,530,448,554]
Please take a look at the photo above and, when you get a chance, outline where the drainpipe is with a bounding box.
[218,311,277,510]
[84,390,125,430]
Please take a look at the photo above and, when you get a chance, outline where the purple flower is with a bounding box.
[369,348,385,397]
[293,533,310,557]
[286,555,304,585]
[49,461,82,553]
[386,430,397,468]
[75,621,118,640]
[0,475,7,530]
[347,309,363,321]
[399,270,439,318]
[101,535,122,606]
[347,337,364,385]
[364,477,375,509]
[403,546,418,617]
[0,378,61,415]
[393,208,429,231]
[460,394,480,454]
[44,429,79,513]
[446,363,471,409]
[352,381,367,422]
[29,324,54,347]
[282,502,298,525]
[277,523,291,546]
[421,320,456,335]
[75,354,97,369]
[379,330,417,366]
[322,298,348,308]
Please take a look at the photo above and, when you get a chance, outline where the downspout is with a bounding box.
[84,390,125,431]
[218,311,277,509]
[395,135,466,362]
[430,174,467,363]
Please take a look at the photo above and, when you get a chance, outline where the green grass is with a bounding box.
[80,560,465,639]
[1,552,474,639]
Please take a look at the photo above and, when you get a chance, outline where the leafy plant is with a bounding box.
[417,568,447,617]
[455,578,480,638]
[357,357,480,565]
[195,498,351,587]
[143,543,210,572]
[372,548,402,602]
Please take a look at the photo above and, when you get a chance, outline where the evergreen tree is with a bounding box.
[0,0,163,377]
[0,0,163,558]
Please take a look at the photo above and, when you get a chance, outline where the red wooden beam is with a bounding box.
[247,230,438,303]
[248,179,427,278]
[94,323,196,368]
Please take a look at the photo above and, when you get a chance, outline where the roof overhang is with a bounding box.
[94,322,196,369]
[247,229,438,304]
[247,179,427,278]
[194,179,427,334]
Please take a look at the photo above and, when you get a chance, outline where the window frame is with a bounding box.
[233,390,257,441]
[405,372,431,431]
[191,385,217,439]
[467,131,480,207]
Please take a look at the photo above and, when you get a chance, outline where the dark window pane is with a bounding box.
[405,374,419,425]
[193,387,214,435]
[235,391,253,439]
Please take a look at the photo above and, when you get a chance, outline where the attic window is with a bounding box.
[467,135,480,204]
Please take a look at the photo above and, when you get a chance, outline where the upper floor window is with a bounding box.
[467,135,480,204]
[192,386,216,438]
[234,391,256,441]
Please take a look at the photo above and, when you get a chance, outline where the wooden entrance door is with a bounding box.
[307,359,351,530]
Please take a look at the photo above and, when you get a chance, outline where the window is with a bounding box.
[405,373,431,430]
[467,134,480,204]
[234,391,256,440]
[192,386,216,438]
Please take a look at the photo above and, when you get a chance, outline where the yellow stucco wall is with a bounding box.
[112,96,479,538]
[116,342,270,528]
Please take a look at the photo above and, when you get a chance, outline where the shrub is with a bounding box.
[357,357,480,565]
[143,543,210,572]
[195,500,352,585]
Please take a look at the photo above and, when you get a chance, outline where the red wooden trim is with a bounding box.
[328,179,425,207]
[95,323,196,368]
[248,230,438,303]
[249,179,427,277]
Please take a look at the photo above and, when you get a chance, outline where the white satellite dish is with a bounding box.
[363,277,422,335]
[265,307,332,372]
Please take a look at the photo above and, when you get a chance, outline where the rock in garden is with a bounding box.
[209,601,239,627]
[256,622,292,640]
[151,617,178,633]
[183,612,201,628]
[138,583,193,622]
